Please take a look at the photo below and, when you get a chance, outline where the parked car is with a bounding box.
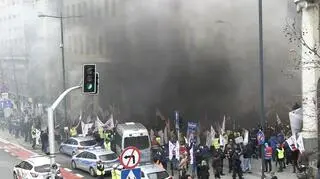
[13,156,62,179]
[139,164,171,179]
[71,148,119,176]
[59,136,97,156]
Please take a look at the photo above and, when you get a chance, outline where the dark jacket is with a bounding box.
[198,165,210,179]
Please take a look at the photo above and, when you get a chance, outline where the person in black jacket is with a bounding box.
[199,160,210,179]
[243,142,253,173]
[212,150,222,179]
[232,148,243,179]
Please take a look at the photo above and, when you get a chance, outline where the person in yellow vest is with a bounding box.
[104,138,111,151]
[111,164,118,179]
[156,136,161,145]
[276,144,285,172]
[96,160,105,179]
[115,165,123,179]
[212,138,220,150]
[69,121,80,137]
[98,127,104,139]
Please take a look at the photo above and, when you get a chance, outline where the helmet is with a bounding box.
[112,164,118,169]
[117,165,124,170]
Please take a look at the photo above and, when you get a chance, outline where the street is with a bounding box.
[0,149,20,179]
[0,129,299,179]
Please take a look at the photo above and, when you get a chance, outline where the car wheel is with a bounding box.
[13,172,18,179]
[89,167,96,177]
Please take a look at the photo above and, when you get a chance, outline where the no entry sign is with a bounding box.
[120,146,141,169]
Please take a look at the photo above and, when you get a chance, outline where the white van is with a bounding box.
[112,122,151,163]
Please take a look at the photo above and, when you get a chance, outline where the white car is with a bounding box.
[13,156,62,179]
[139,164,171,179]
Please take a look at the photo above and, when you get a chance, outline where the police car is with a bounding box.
[13,156,62,179]
[71,148,119,176]
[139,164,171,179]
[59,136,97,156]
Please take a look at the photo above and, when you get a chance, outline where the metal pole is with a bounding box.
[59,0,68,128]
[258,0,265,178]
[47,85,81,178]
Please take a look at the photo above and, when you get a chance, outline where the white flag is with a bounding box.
[95,116,104,130]
[286,135,297,151]
[221,116,226,134]
[205,131,211,147]
[210,126,216,143]
[219,134,225,148]
[276,113,281,125]
[296,134,305,153]
[168,141,174,160]
[104,115,115,130]
[158,130,164,145]
[289,108,303,135]
[81,121,94,136]
[176,141,180,161]
[243,130,249,145]
[163,126,168,144]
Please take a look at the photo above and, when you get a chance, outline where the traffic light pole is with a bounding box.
[47,85,81,179]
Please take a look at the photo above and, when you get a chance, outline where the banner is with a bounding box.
[296,134,305,153]
[289,108,303,135]
[81,121,94,136]
[187,122,198,144]
[221,116,226,134]
[235,136,244,144]
[104,115,115,130]
[286,135,297,151]
[243,130,249,145]
[276,113,281,125]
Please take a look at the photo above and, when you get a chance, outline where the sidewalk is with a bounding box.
[0,129,59,154]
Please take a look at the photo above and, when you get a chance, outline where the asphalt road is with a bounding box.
[0,149,21,179]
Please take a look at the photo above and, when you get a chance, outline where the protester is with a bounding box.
[232,147,243,179]
[198,160,210,179]
[264,143,273,172]
[276,143,285,172]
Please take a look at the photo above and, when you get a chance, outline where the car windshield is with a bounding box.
[80,140,96,146]
[124,136,149,150]
[99,153,118,161]
[147,171,169,179]
[34,164,51,173]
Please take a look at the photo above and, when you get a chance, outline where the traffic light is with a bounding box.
[82,64,96,93]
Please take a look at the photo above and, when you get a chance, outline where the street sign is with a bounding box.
[120,146,141,169]
[257,130,265,145]
[121,168,141,179]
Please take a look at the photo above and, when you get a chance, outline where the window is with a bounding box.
[86,36,91,54]
[72,4,75,23]
[79,140,96,146]
[73,37,77,53]
[147,171,170,179]
[87,152,97,159]
[76,152,87,158]
[124,136,150,150]
[23,162,33,170]
[77,3,81,16]
[82,2,87,16]
[70,139,78,145]
[34,164,51,173]
[99,153,118,161]
[79,36,83,54]
[66,6,70,17]
[114,131,122,147]
[98,36,103,55]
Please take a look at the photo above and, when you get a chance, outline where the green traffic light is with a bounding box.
[86,84,93,90]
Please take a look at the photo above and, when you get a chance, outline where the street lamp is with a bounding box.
[258,0,265,179]
[38,12,82,129]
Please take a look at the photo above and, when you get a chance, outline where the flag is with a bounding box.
[243,130,249,145]
[81,121,94,136]
[296,134,305,153]
[289,108,303,135]
[95,116,104,131]
[205,130,211,147]
[221,115,226,134]
[163,126,168,144]
[286,135,297,151]
[276,113,281,125]
[104,114,114,130]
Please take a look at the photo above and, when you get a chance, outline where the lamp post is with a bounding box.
[38,13,81,129]
[258,0,265,178]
